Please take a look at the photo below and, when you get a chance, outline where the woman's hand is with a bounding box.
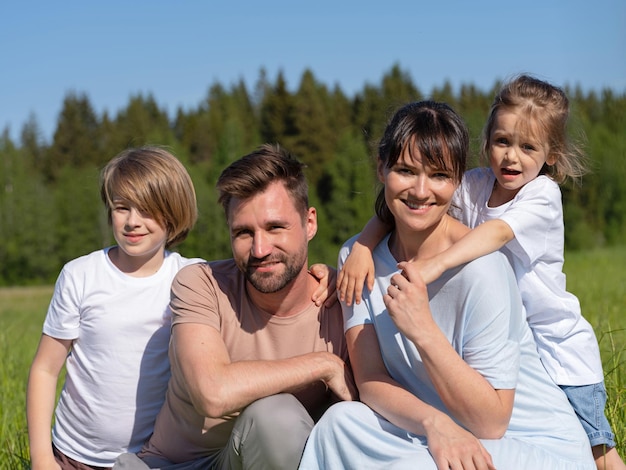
[425,413,496,470]
[383,261,437,342]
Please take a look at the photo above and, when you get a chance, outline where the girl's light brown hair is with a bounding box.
[482,74,587,184]
[100,146,197,248]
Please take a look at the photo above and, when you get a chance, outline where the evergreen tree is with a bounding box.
[259,70,297,145]
[45,91,101,181]
[289,69,336,183]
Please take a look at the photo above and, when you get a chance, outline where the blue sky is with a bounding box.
[2,0,624,142]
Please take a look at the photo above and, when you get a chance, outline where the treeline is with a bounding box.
[1,64,625,285]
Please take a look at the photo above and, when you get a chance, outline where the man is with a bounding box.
[115,144,355,470]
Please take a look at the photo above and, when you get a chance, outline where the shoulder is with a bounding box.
[445,252,522,316]
[519,175,560,199]
[338,234,361,266]
[58,249,107,276]
[460,250,510,285]
[508,176,562,218]
[448,251,515,294]
[164,251,206,270]
[173,258,241,293]
[460,167,494,189]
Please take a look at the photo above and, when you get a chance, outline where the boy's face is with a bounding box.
[110,198,168,272]
[228,181,317,294]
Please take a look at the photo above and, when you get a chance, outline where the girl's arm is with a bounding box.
[347,324,495,470]
[338,216,390,306]
[412,219,515,284]
[27,334,72,470]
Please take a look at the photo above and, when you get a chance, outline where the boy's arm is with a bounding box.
[338,216,390,306]
[27,334,72,470]
[414,219,515,284]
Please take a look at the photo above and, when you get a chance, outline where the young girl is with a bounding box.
[338,76,624,470]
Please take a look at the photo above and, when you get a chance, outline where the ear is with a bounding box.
[305,207,318,241]
[546,153,558,166]
[377,159,386,183]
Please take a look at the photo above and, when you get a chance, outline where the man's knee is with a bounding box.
[233,394,314,469]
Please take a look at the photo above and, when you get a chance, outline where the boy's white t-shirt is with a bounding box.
[43,247,203,466]
[451,168,603,386]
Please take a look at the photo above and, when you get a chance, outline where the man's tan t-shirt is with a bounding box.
[141,259,348,463]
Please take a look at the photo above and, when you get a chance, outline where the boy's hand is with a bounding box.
[337,241,375,306]
[309,264,338,307]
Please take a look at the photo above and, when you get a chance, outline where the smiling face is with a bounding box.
[228,181,317,294]
[109,199,168,275]
[488,109,555,205]
[378,143,457,238]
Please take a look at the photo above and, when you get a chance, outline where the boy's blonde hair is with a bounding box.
[100,146,197,248]
[482,74,587,183]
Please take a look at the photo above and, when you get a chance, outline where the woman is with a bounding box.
[298,101,595,469]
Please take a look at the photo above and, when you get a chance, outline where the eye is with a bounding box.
[522,143,536,152]
[494,137,509,146]
[394,165,413,175]
[432,171,452,180]
[232,228,253,239]
[113,204,129,213]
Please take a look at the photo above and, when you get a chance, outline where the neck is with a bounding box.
[389,215,461,261]
[246,266,316,317]
[108,246,166,277]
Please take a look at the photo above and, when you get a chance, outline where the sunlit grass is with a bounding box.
[1,247,624,465]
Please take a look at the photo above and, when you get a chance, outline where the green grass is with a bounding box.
[1,247,624,466]
[0,286,53,469]
[564,246,626,454]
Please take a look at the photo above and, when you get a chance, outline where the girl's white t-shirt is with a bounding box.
[43,248,203,466]
[451,168,603,386]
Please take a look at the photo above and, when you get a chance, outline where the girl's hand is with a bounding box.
[337,241,375,306]
[309,264,338,307]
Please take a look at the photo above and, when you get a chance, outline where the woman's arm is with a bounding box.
[27,334,72,470]
[347,324,495,470]
[387,262,514,438]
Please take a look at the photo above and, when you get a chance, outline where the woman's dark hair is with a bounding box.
[375,101,469,228]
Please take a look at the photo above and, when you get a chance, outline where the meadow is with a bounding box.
[0,247,624,468]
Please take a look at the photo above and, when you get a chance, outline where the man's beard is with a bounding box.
[243,249,307,294]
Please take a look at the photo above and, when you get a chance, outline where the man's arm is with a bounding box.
[171,323,355,419]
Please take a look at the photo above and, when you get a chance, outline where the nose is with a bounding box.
[125,207,141,228]
[251,231,272,259]
[414,174,430,199]
[503,146,518,163]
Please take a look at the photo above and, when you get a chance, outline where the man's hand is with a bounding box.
[320,352,358,402]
